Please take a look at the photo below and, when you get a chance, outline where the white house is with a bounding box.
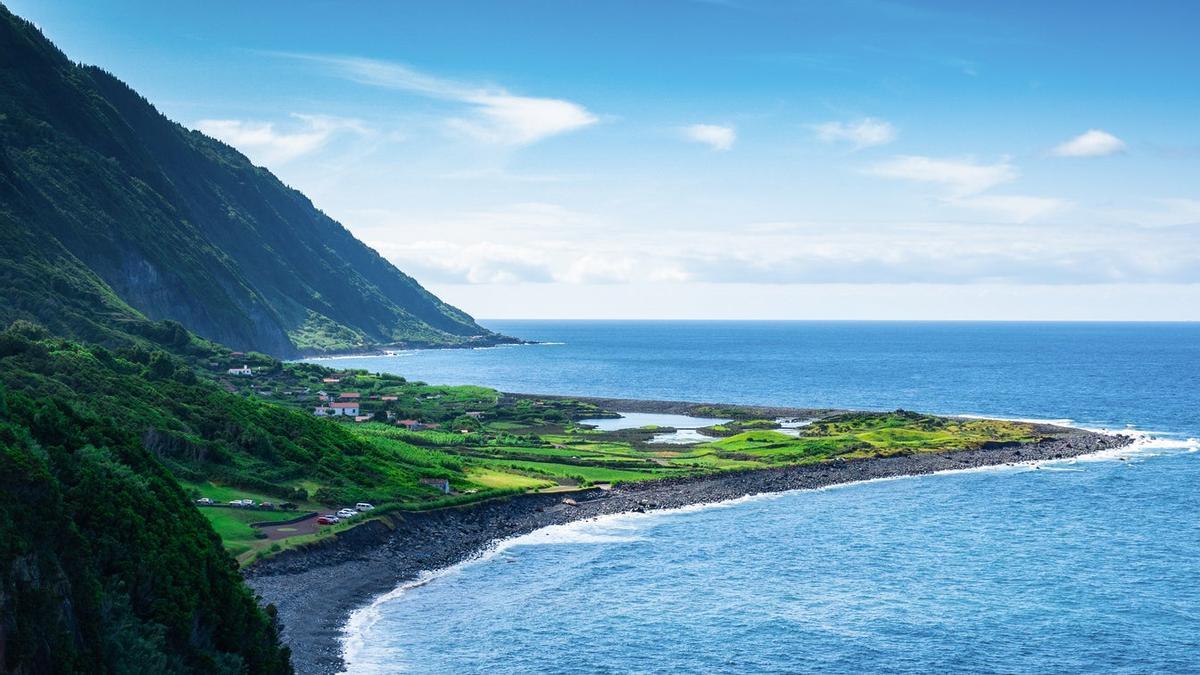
[329,401,360,416]
[227,364,253,376]
[314,402,360,417]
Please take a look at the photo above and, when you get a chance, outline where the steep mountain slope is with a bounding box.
[0,4,506,357]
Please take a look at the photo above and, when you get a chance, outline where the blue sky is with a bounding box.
[13,0,1200,319]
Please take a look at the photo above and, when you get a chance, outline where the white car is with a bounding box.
[355,502,375,511]
[337,508,358,518]
[196,497,214,505]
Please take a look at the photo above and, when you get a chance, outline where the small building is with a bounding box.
[328,401,360,416]
[354,415,372,422]
[381,396,399,401]
[227,364,253,376]
[313,406,333,416]
[420,478,451,494]
[465,411,485,419]
[397,419,422,430]
[339,392,361,400]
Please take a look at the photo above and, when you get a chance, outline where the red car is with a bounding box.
[316,515,338,525]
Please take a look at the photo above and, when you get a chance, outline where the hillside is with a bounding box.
[0,328,293,673]
[0,4,508,358]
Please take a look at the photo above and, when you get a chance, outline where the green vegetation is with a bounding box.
[0,4,505,357]
[0,364,291,673]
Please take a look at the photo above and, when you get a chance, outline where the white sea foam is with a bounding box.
[339,513,657,672]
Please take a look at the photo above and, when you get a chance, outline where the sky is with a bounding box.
[12,0,1200,320]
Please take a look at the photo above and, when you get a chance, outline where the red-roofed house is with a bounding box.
[328,401,360,416]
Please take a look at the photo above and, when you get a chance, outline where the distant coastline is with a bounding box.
[244,398,1132,675]
[297,334,532,359]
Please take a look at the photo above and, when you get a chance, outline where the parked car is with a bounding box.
[355,502,375,511]
[337,508,358,518]
[316,515,337,525]
[196,497,214,505]
[260,502,275,510]
[228,500,242,507]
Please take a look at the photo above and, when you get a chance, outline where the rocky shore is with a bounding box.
[245,424,1132,675]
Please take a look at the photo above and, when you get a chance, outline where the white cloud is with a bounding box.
[1089,197,1200,228]
[682,123,736,151]
[195,113,369,164]
[947,195,1070,223]
[811,117,896,149]
[288,54,596,145]
[368,217,1200,288]
[1052,129,1126,157]
[865,155,1017,196]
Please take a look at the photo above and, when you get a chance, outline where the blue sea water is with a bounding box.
[314,322,1200,674]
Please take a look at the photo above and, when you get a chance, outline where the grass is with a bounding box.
[180,481,305,506]
[477,458,677,485]
[465,467,556,490]
[199,507,303,561]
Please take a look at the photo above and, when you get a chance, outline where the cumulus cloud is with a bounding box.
[865,155,1017,196]
[285,54,596,145]
[811,117,896,149]
[1052,129,1126,157]
[195,113,369,164]
[682,123,736,151]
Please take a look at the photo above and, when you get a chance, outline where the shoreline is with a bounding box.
[244,416,1133,675]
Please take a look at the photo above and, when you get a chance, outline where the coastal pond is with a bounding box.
[579,412,732,444]
[577,412,732,431]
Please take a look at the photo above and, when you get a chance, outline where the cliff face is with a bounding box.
[0,4,504,357]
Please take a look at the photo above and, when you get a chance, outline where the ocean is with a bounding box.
[311,321,1200,674]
